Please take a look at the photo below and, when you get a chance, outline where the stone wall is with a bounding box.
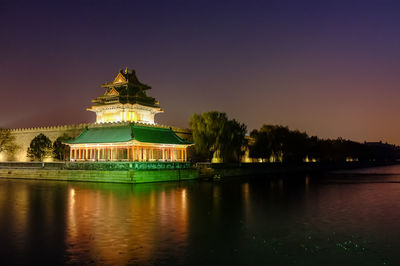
[0,124,89,162]
[0,168,199,183]
[0,123,193,162]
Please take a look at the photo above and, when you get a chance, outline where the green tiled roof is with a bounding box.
[132,125,191,144]
[65,124,191,145]
[65,126,132,144]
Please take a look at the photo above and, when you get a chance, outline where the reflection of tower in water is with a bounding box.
[66,184,189,264]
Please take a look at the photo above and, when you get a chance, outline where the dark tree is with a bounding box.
[220,119,248,162]
[249,127,274,161]
[53,134,71,161]
[249,125,308,162]
[27,133,52,161]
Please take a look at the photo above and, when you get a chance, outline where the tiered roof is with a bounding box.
[65,124,192,145]
[90,68,161,108]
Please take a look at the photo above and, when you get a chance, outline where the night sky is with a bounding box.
[1,0,400,144]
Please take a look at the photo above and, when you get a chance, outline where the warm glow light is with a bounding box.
[93,106,159,124]
[243,183,249,202]
[181,188,186,200]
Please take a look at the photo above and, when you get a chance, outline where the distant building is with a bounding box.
[0,68,192,162]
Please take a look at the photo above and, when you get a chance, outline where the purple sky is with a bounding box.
[1,0,400,144]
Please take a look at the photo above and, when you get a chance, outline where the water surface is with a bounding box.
[1,165,400,265]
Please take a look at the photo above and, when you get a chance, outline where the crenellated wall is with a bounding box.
[0,122,192,162]
[1,124,90,162]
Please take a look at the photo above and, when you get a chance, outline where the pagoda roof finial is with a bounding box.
[125,67,129,74]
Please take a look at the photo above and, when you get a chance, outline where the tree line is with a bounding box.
[1,112,399,163]
[190,111,400,163]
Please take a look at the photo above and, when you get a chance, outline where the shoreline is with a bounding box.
[198,161,400,180]
[0,168,199,184]
[0,161,397,184]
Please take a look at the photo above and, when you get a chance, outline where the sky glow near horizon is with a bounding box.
[1,0,400,144]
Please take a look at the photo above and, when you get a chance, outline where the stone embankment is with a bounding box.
[0,162,198,183]
[1,161,396,184]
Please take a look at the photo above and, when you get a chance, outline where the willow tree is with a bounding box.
[189,111,247,162]
[53,134,71,161]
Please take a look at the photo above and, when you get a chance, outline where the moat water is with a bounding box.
[1,165,400,265]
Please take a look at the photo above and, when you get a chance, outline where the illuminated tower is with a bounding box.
[87,68,163,124]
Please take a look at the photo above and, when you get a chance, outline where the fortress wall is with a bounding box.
[0,124,89,162]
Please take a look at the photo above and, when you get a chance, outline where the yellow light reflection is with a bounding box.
[67,187,77,249]
[242,183,250,218]
[305,176,310,193]
[65,184,189,264]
